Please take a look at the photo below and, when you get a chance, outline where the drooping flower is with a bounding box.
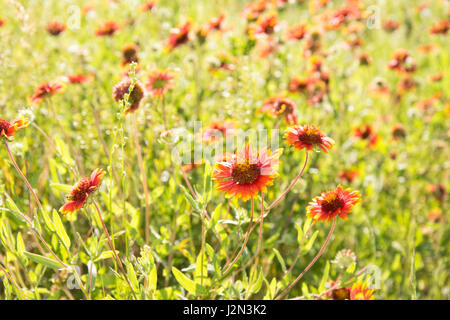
[387,49,416,73]
[95,21,121,36]
[212,145,279,201]
[146,70,174,97]
[112,78,145,115]
[62,73,94,84]
[382,20,400,32]
[121,43,139,66]
[140,0,156,12]
[339,169,359,183]
[349,279,375,300]
[429,20,449,35]
[207,13,226,32]
[0,118,29,139]
[284,125,334,153]
[307,185,361,222]
[199,119,237,143]
[251,12,278,36]
[60,169,106,215]
[353,124,379,148]
[241,0,267,21]
[166,21,191,50]
[28,81,65,105]
[260,97,297,125]
[286,24,307,40]
[45,21,66,36]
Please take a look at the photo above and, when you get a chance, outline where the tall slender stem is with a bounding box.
[222,197,254,275]
[275,218,336,300]
[4,141,43,219]
[92,200,137,299]
[132,114,151,245]
[161,96,167,130]
[246,193,265,299]
[0,262,24,299]
[267,152,309,211]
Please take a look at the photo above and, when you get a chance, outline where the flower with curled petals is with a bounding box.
[0,118,29,140]
[28,81,65,105]
[260,97,298,125]
[307,185,361,223]
[166,21,191,50]
[60,169,106,215]
[284,125,334,153]
[213,145,279,201]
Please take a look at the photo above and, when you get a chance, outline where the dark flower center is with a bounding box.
[298,129,323,146]
[232,163,260,184]
[332,288,350,300]
[0,119,11,133]
[321,193,345,213]
[69,179,91,202]
[152,77,168,90]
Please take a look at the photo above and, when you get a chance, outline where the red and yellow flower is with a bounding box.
[45,21,66,36]
[200,119,237,143]
[166,22,191,50]
[60,169,106,215]
[349,279,375,300]
[307,185,361,222]
[95,21,121,36]
[0,118,29,139]
[260,97,298,125]
[28,81,65,105]
[213,145,279,201]
[284,125,334,153]
[353,124,379,148]
[146,70,174,97]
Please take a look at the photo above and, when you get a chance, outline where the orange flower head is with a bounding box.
[95,21,121,36]
[350,279,375,300]
[284,125,334,153]
[213,145,279,201]
[63,74,94,84]
[429,20,449,34]
[382,20,400,32]
[46,21,66,36]
[60,169,106,215]
[146,70,174,97]
[0,19,5,28]
[0,118,29,139]
[241,0,267,21]
[286,24,307,40]
[28,81,65,105]
[252,12,278,36]
[141,1,156,11]
[112,78,145,115]
[307,185,361,222]
[122,43,139,66]
[353,124,379,148]
[208,14,225,32]
[339,169,359,183]
[261,97,297,125]
[166,22,191,50]
[200,119,237,143]
[387,49,416,73]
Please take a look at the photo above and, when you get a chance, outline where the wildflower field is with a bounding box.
[0,0,449,301]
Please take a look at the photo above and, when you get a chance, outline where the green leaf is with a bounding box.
[172,267,204,296]
[273,248,287,273]
[16,232,25,256]
[54,136,74,166]
[302,230,319,253]
[318,261,330,292]
[52,209,71,250]
[194,249,210,286]
[24,252,63,270]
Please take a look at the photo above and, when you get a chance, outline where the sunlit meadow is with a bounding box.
[0,0,448,300]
